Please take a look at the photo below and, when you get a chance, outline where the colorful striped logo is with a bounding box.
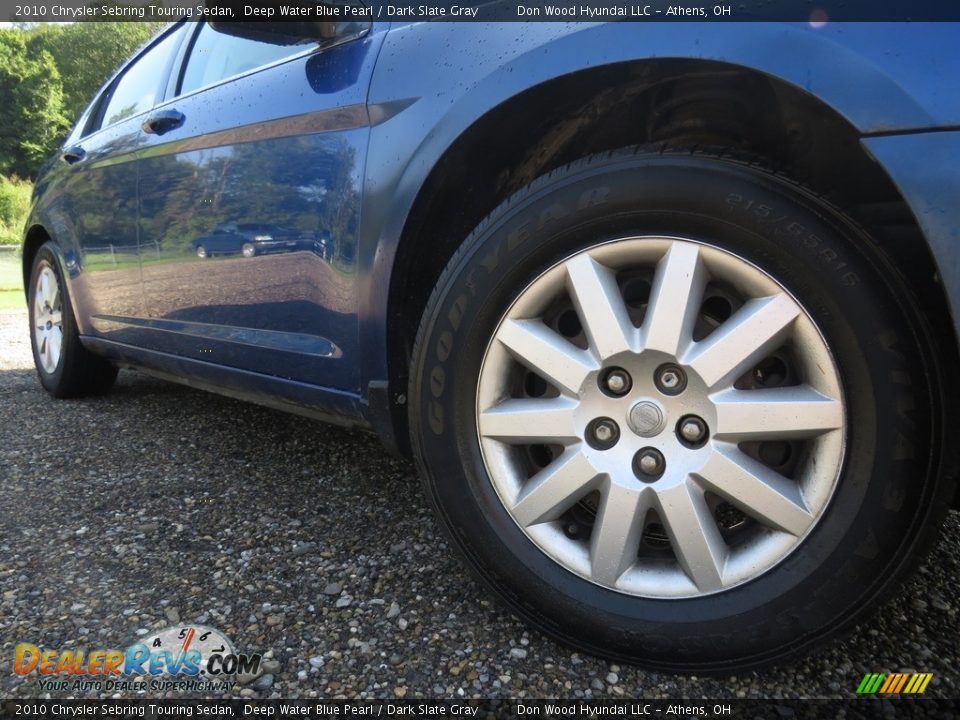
[856,672,933,694]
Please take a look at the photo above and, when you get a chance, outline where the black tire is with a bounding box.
[409,148,950,671]
[28,242,118,398]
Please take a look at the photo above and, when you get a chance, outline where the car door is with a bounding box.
[135,21,382,392]
[55,26,186,339]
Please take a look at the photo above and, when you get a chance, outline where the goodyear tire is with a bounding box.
[409,148,950,670]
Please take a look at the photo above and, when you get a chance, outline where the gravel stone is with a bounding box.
[0,308,956,700]
[292,542,315,557]
[252,674,274,690]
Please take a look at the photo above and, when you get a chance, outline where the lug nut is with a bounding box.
[680,419,704,442]
[638,454,660,474]
[594,422,615,443]
[654,363,687,395]
[677,415,709,447]
[587,418,620,450]
[603,368,632,396]
[634,447,666,480]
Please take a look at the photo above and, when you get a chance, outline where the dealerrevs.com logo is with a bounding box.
[14,625,261,693]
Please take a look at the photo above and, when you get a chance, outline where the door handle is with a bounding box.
[142,109,185,135]
[61,145,86,164]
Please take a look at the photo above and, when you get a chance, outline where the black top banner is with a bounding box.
[3,0,960,23]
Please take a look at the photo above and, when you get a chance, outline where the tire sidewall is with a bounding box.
[411,154,935,668]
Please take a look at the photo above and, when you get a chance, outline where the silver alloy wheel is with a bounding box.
[32,262,64,375]
[197,245,208,258]
[476,237,845,598]
[242,243,256,258]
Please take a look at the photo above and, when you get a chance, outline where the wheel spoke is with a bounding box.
[589,481,653,585]
[479,397,579,445]
[713,386,843,440]
[641,242,707,356]
[47,273,59,310]
[49,310,62,327]
[565,254,635,360]
[655,478,726,592]
[42,336,54,371]
[695,446,813,536]
[497,318,598,396]
[48,328,62,367]
[684,294,800,389]
[39,270,50,305]
[512,449,599,527]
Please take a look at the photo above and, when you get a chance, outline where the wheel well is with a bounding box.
[21,225,51,298]
[385,59,960,461]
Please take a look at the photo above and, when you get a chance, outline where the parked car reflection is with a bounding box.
[190,223,321,258]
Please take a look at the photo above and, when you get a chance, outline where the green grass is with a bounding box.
[0,176,32,246]
[0,251,25,310]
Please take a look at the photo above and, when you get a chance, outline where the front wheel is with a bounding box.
[410,149,947,670]
[29,242,117,398]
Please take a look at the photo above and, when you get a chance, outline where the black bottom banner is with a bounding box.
[3,699,960,720]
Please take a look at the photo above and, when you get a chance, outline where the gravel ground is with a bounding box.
[0,307,957,701]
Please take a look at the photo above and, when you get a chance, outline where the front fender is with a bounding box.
[357,20,957,392]
[22,171,87,326]
[864,131,960,339]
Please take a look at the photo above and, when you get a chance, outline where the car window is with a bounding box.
[99,29,184,130]
[179,23,309,97]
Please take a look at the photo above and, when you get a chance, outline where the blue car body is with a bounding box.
[21,19,960,452]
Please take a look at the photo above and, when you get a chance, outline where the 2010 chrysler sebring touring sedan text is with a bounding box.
[21,15,960,671]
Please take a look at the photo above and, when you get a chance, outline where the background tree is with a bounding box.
[0,29,68,178]
[27,21,164,126]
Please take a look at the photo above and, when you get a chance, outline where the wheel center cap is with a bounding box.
[627,399,666,437]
